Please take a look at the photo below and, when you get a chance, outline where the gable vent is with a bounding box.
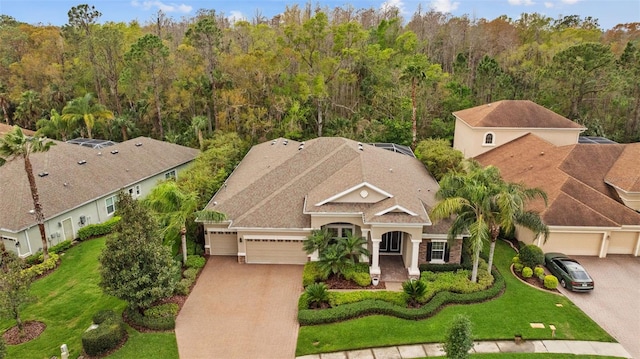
[38,172,49,177]
[78,160,87,165]
[110,150,119,154]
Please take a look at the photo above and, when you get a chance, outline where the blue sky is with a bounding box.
[0,0,638,30]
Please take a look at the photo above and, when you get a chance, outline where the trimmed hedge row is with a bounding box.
[125,306,176,331]
[77,216,121,241]
[298,268,505,326]
[82,310,126,357]
[49,240,72,254]
[22,253,59,278]
[185,255,206,269]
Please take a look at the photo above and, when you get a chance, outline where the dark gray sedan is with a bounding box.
[544,252,594,292]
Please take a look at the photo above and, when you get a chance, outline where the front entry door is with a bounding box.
[380,231,402,253]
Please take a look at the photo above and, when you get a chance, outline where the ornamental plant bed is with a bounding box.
[324,275,386,290]
[512,266,559,293]
[2,321,46,345]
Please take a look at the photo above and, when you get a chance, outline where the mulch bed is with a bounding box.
[324,276,386,290]
[513,268,559,293]
[2,321,46,345]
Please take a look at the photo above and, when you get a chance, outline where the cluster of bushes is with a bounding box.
[125,303,178,331]
[77,216,121,241]
[420,265,494,302]
[302,261,371,288]
[298,268,505,325]
[21,253,59,278]
[175,255,206,295]
[49,240,72,254]
[82,310,126,357]
[512,245,558,290]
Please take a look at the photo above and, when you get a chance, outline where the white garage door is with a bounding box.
[542,232,601,256]
[245,239,308,264]
[608,231,637,255]
[210,232,238,255]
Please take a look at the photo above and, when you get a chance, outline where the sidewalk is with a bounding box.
[296,340,632,359]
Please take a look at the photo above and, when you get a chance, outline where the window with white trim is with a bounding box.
[324,223,354,239]
[105,196,116,215]
[431,241,447,262]
[165,170,177,180]
[484,132,495,145]
[128,185,142,198]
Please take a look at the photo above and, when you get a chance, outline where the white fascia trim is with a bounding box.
[368,223,426,228]
[548,225,620,232]
[375,205,418,217]
[227,227,314,232]
[314,182,393,206]
[307,212,364,217]
[243,235,307,241]
[422,233,464,240]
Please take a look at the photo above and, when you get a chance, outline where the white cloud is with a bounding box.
[508,0,535,5]
[227,11,246,23]
[131,0,192,14]
[544,2,554,8]
[429,0,460,13]
[381,0,407,15]
[561,0,580,4]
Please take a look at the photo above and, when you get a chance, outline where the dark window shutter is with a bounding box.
[426,242,432,261]
[444,244,450,262]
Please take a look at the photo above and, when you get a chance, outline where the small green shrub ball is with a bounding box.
[544,275,559,289]
[522,267,533,278]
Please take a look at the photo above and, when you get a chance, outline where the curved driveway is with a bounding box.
[559,255,640,359]
[176,256,303,359]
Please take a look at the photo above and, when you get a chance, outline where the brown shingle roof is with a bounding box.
[453,100,585,129]
[605,143,640,192]
[205,137,445,232]
[0,124,35,136]
[475,134,640,227]
[0,137,198,232]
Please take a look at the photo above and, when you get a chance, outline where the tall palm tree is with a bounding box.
[400,55,427,149]
[0,126,55,260]
[62,93,114,139]
[144,180,225,265]
[191,115,207,149]
[36,109,75,141]
[14,90,42,129]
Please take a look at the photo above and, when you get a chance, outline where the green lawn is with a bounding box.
[0,238,178,359]
[468,355,622,359]
[296,240,614,356]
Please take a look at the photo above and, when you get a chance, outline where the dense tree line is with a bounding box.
[1,4,639,146]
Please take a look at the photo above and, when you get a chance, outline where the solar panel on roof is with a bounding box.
[370,143,415,157]
[66,138,117,149]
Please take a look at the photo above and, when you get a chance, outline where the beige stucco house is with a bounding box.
[456,101,640,258]
[0,136,198,257]
[200,137,461,280]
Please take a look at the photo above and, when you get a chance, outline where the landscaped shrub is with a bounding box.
[302,261,325,287]
[534,267,545,279]
[77,216,121,241]
[349,272,371,287]
[93,309,117,325]
[183,268,198,281]
[305,283,330,309]
[331,290,406,307]
[184,255,206,269]
[144,303,179,319]
[522,267,533,278]
[82,310,126,356]
[513,263,524,272]
[519,244,544,269]
[444,314,474,359]
[22,253,59,278]
[403,279,427,307]
[0,335,5,359]
[544,275,559,289]
[49,240,72,254]
[175,278,194,296]
[512,256,520,264]
[297,268,505,325]
[125,306,175,331]
[421,271,438,282]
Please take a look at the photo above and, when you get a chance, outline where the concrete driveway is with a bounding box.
[175,256,303,359]
[558,255,640,359]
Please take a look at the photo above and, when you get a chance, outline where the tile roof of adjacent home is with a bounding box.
[453,100,586,129]
[475,133,640,227]
[204,137,447,233]
[0,123,35,136]
[0,137,199,232]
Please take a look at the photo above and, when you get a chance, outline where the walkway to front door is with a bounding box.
[380,255,408,282]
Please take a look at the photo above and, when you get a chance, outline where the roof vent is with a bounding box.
[38,172,49,177]
[135,142,142,147]
[358,144,363,151]
[298,142,304,150]
[110,150,119,154]
[283,140,288,145]
[271,140,277,145]
[78,160,87,165]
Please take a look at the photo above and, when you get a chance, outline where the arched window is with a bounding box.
[484,132,495,145]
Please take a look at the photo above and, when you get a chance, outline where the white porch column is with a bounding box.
[370,238,381,278]
[408,238,421,278]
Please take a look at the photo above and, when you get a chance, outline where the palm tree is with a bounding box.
[111,116,136,141]
[144,180,225,265]
[317,244,350,280]
[0,83,10,124]
[36,109,75,141]
[304,282,330,309]
[191,115,207,149]
[402,279,427,307]
[0,126,55,260]
[14,90,42,129]
[400,55,427,149]
[338,234,370,263]
[62,93,114,139]
[303,229,333,256]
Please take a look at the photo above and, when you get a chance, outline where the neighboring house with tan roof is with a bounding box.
[459,101,640,257]
[0,136,198,257]
[0,123,35,136]
[200,137,461,280]
[453,100,586,158]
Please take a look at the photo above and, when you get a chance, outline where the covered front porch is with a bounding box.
[364,226,423,282]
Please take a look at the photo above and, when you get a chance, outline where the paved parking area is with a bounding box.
[175,256,304,359]
[559,255,640,359]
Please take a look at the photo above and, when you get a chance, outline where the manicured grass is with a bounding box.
[296,240,614,356]
[468,355,623,359]
[0,238,178,359]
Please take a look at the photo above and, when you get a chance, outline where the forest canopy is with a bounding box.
[0,4,639,147]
